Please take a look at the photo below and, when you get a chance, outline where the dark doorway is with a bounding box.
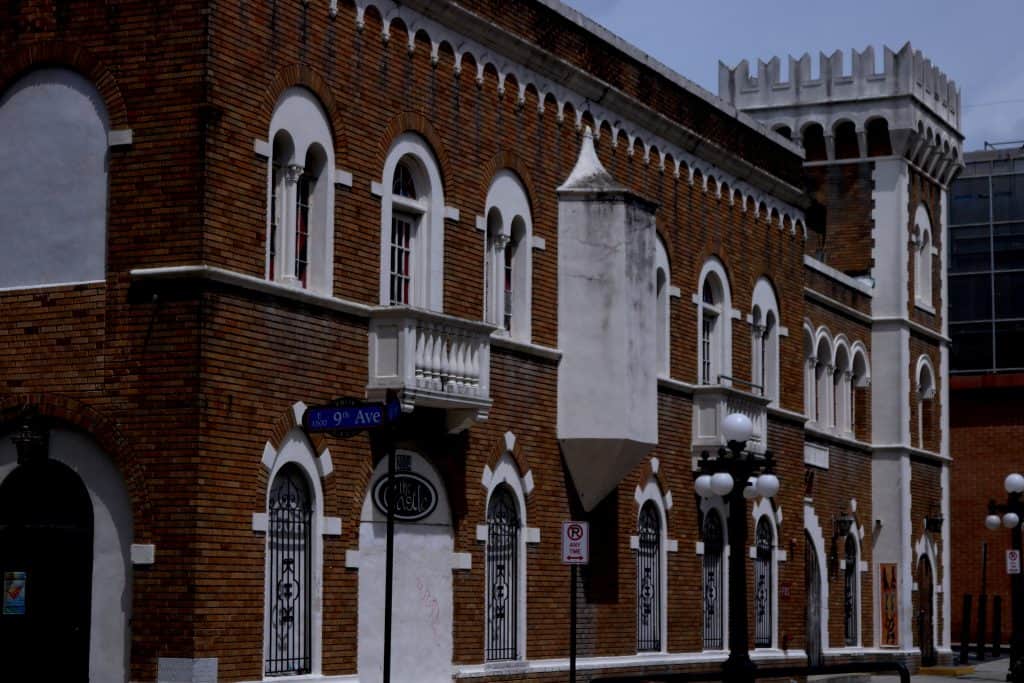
[0,459,94,681]
[805,532,823,667]
[919,556,937,667]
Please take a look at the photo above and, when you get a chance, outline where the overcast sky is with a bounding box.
[562,0,1024,151]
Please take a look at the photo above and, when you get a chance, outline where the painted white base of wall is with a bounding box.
[157,658,217,683]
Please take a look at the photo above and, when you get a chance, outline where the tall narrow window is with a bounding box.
[636,502,661,652]
[486,485,520,661]
[754,517,774,648]
[295,172,312,288]
[914,204,934,309]
[269,163,281,280]
[703,511,725,650]
[917,359,936,450]
[484,172,533,340]
[266,464,313,676]
[503,235,515,331]
[655,237,671,376]
[844,534,859,646]
[389,162,417,305]
[751,278,780,402]
[702,281,717,384]
[697,261,730,386]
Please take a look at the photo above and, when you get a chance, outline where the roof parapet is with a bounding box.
[718,43,960,130]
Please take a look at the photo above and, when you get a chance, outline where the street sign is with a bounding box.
[1008,549,1021,575]
[561,521,590,565]
[302,398,402,434]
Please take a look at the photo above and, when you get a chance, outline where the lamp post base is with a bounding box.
[722,652,757,683]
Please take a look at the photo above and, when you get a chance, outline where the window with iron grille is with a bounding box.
[754,517,774,648]
[295,173,311,288]
[636,502,661,652]
[844,534,858,646]
[265,464,313,676]
[702,511,724,650]
[486,485,520,661]
[270,164,280,280]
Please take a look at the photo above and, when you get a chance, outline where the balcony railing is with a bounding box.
[692,383,771,454]
[367,306,494,432]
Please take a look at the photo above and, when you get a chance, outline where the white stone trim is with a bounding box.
[108,129,133,147]
[531,236,546,251]
[252,512,268,532]
[157,657,217,683]
[804,442,829,469]
[804,502,831,652]
[483,170,533,341]
[803,255,874,296]
[253,138,270,158]
[633,474,673,653]
[695,257,733,385]
[444,206,460,222]
[451,552,472,570]
[324,516,342,536]
[490,334,561,361]
[131,543,156,565]
[334,168,354,188]
[750,277,781,404]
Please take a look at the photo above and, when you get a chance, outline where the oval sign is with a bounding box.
[372,472,438,522]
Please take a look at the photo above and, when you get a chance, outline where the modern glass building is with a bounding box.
[949,144,1024,372]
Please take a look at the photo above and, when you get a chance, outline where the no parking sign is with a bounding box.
[561,521,589,565]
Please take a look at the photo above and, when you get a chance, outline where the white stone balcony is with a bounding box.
[367,307,494,432]
[692,384,771,455]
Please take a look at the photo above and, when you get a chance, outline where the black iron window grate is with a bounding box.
[844,534,858,646]
[702,511,724,650]
[754,517,773,648]
[486,486,520,661]
[266,465,313,677]
[637,502,661,652]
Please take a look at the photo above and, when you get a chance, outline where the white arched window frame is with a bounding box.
[804,504,831,653]
[266,88,335,295]
[814,330,834,428]
[833,340,852,435]
[655,237,673,377]
[850,343,871,438]
[632,470,676,654]
[484,171,533,341]
[803,323,816,419]
[0,68,112,289]
[253,424,340,678]
[914,204,934,310]
[694,258,733,386]
[916,355,937,450]
[376,132,445,310]
[750,278,784,404]
[698,496,729,651]
[751,499,782,650]
[478,443,538,662]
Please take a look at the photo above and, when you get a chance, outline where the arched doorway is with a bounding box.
[0,459,94,681]
[804,532,823,667]
[918,556,937,666]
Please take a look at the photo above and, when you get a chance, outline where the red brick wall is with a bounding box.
[804,163,875,277]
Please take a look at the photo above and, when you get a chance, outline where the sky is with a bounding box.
[562,0,1024,151]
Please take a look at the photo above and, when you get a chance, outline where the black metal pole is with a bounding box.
[383,436,397,683]
[570,563,577,683]
[960,594,972,665]
[1010,498,1023,683]
[993,595,1003,658]
[722,464,756,683]
[978,593,988,661]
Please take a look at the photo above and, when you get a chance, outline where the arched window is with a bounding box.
[702,510,725,650]
[850,346,870,440]
[486,485,521,661]
[379,133,445,310]
[804,325,816,419]
[814,334,834,427]
[754,516,775,648]
[914,204,934,309]
[802,123,827,162]
[266,88,334,294]
[655,236,671,376]
[0,68,110,288]
[833,120,860,160]
[917,357,937,450]
[484,171,533,340]
[866,118,893,157]
[697,260,731,385]
[751,278,781,403]
[266,464,314,676]
[833,343,851,433]
[844,532,859,646]
[636,501,662,652]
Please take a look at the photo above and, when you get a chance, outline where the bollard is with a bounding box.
[977,593,988,661]
[960,594,973,665]
[993,595,1003,658]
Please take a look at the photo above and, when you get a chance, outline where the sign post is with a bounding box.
[562,521,589,683]
[303,395,403,683]
[1009,549,1022,575]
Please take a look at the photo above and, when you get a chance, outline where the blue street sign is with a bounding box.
[303,399,402,433]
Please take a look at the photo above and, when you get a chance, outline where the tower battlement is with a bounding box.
[719,43,960,130]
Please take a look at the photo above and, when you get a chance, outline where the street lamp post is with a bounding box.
[694,413,780,683]
[983,472,1024,683]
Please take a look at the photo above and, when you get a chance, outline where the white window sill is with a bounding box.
[914,300,936,315]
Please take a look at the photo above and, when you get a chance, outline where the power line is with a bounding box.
[965,98,1024,109]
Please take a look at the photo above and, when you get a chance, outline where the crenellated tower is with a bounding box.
[722,45,963,662]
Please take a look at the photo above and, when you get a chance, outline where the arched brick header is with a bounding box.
[260,63,346,155]
[377,111,453,195]
[0,41,129,128]
[265,401,329,460]
[0,394,153,540]
[478,149,539,216]
[634,456,670,504]
[484,431,532,504]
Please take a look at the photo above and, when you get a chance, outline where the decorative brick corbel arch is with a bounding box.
[260,63,346,158]
[478,149,539,216]
[0,41,130,129]
[634,456,671,507]
[0,394,153,541]
[483,430,533,505]
[377,111,453,196]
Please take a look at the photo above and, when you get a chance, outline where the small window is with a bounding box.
[751,279,780,403]
[917,358,936,450]
[484,171,533,341]
[636,502,662,652]
[915,204,934,309]
[655,237,671,376]
[486,485,521,661]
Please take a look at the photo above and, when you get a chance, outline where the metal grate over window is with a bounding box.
[636,502,661,652]
[844,534,858,646]
[265,464,313,676]
[754,517,774,648]
[486,486,520,661]
[702,511,724,650]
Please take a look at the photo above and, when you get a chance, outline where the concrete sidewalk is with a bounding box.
[869,656,1010,682]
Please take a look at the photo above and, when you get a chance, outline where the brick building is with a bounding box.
[0,0,961,681]
[947,144,1024,649]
